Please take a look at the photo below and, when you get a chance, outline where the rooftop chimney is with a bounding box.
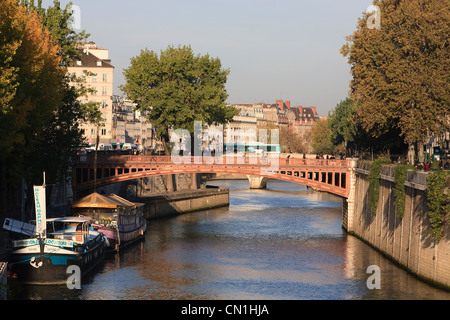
[285,100,291,109]
[276,100,283,110]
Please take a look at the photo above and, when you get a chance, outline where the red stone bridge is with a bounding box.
[72,154,355,198]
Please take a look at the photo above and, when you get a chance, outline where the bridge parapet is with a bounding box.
[75,154,351,167]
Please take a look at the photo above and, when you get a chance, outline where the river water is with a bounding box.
[8,180,450,300]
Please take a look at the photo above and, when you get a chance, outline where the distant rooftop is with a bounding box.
[68,48,114,69]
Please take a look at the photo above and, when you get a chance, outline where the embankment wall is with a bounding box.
[139,187,230,219]
[347,162,449,290]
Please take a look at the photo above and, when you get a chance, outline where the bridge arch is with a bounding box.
[72,155,353,198]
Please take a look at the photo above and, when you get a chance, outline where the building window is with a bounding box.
[103,73,108,82]
[102,100,107,108]
[92,75,97,82]
[101,129,106,136]
[76,60,82,66]
[102,87,107,96]
[97,61,102,67]
[91,128,96,135]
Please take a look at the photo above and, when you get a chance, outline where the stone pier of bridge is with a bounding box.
[247,175,268,189]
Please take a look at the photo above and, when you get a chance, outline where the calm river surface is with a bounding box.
[8,180,450,300]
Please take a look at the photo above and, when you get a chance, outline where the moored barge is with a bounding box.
[71,192,146,252]
[3,183,106,285]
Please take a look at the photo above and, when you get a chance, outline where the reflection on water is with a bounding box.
[8,180,450,300]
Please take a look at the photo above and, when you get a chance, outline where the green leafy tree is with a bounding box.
[328,97,398,158]
[328,98,358,156]
[121,45,238,150]
[341,0,450,163]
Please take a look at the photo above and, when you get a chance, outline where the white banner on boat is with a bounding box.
[34,185,46,237]
[12,238,74,248]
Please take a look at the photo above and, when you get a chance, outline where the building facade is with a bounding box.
[68,42,157,152]
[112,96,156,152]
[68,42,114,146]
[223,100,320,153]
[226,104,258,144]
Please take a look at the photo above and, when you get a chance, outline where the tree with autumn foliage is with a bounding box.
[22,0,90,66]
[0,0,64,179]
[279,127,308,154]
[341,0,450,163]
[311,118,335,155]
[0,0,65,217]
[0,0,98,218]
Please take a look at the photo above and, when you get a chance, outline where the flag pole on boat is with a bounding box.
[34,172,47,239]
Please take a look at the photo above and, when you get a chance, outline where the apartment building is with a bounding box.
[112,96,156,151]
[223,99,320,153]
[226,104,258,143]
[67,43,156,152]
[68,42,114,146]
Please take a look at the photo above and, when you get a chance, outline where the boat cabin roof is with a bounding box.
[71,192,137,209]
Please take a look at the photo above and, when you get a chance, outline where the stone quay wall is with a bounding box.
[346,161,450,290]
[140,186,230,220]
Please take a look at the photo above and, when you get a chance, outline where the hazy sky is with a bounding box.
[43,0,372,116]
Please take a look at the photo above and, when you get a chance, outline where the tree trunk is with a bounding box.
[0,161,5,218]
[418,139,425,163]
[407,143,415,165]
[161,136,174,192]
